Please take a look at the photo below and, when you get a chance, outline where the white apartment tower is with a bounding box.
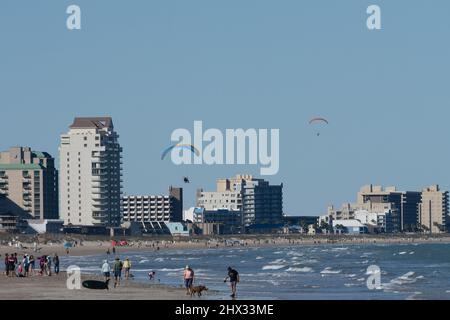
[59,117,123,227]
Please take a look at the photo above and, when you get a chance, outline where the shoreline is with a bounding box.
[1,235,450,258]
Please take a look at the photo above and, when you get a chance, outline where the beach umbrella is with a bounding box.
[64,242,73,249]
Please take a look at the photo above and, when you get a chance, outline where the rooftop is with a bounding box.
[70,117,113,130]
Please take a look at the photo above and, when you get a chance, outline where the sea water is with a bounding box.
[61,243,450,300]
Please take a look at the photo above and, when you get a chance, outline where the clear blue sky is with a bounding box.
[1,1,449,215]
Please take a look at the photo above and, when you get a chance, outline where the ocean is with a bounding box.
[61,242,450,300]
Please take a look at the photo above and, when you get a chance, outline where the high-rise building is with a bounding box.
[122,187,183,223]
[59,117,122,227]
[197,174,283,227]
[418,185,449,234]
[0,147,58,220]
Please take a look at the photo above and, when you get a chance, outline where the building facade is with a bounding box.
[0,147,58,220]
[122,187,183,223]
[328,185,422,233]
[197,174,283,228]
[193,207,242,234]
[59,117,122,227]
[418,185,449,234]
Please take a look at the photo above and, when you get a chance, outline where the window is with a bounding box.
[84,144,87,147]
[84,137,87,141]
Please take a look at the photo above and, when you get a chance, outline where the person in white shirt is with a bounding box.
[102,260,111,281]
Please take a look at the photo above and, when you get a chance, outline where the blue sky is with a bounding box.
[1,1,449,215]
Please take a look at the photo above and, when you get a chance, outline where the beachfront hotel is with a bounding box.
[0,147,59,220]
[122,187,183,223]
[197,174,283,227]
[59,117,123,227]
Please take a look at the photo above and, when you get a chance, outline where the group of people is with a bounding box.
[98,257,239,298]
[184,265,240,298]
[101,257,132,288]
[3,253,59,277]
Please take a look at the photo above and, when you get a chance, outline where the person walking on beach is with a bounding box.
[7,254,15,277]
[4,254,9,277]
[39,256,46,276]
[22,255,29,277]
[13,253,18,275]
[28,255,35,276]
[183,265,195,295]
[123,258,131,280]
[113,257,123,288]
[46,255,52,276]
[112,247,116,255]
[53,254,60,275]
[102,260,111,282]
[224,267,240,299]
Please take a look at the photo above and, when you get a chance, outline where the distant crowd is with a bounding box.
[3,252,60,277]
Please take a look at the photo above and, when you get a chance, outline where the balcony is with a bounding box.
[92,201,109,207]
[92,189,109,195]
[23,200,32,207]
[92,195,108,201]
[91,176,109,183]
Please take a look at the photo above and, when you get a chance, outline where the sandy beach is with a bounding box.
[0,272,189,300]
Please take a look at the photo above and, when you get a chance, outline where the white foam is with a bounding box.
[399,252,407,255]
[286,267,313,273]
[269,259,287,265]
[139,259,149,264]
[154,258,165,262]
[255,256,264,260]
[158,268,184,272]
[262,265,286,271]
[320,267,342,275]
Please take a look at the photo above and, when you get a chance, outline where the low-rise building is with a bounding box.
[332,219,368,234]
[122,187,183,224]
[193,207,242,234]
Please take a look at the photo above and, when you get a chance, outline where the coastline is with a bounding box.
[1,235,450,258]
[0,235,449,300]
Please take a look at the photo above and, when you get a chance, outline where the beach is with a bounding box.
[0,236,450,300]
[0,272,187,300]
